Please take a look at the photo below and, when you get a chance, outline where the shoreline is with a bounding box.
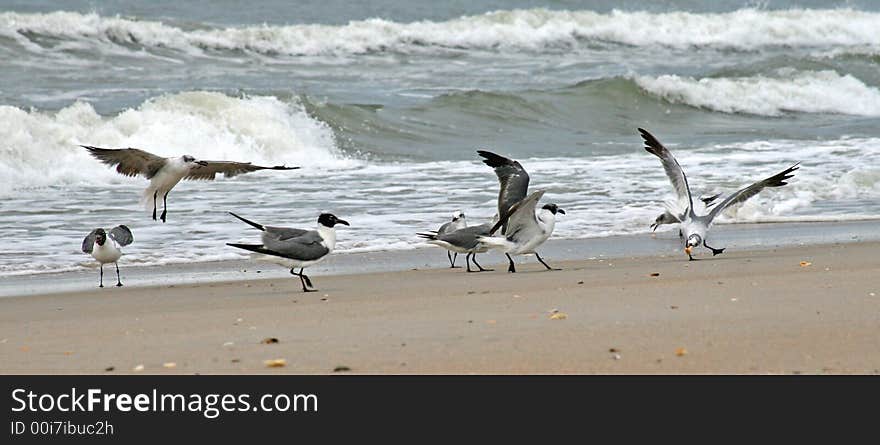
[1,240,878,374]
[2,219,878,298]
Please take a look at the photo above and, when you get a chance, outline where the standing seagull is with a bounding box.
[639,128,799,260]
[417,222,493,273]
[477,190,565,273]
[82,146,299,222]
[432,211,468,267]
[81,225,133,288]
[226,212,349,293]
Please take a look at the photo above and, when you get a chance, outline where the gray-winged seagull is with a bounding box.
[81,225,134,288]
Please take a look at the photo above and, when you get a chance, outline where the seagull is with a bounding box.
[226,212,349,292]
[651,193,721,234]
[417,222,494,273]
[477,190,565,273]
[427,211,468,268]
[82,145,299,222]
[81,225,133,288]
[639,128,800,260]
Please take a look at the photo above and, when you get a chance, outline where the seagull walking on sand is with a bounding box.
[639,128,799,260]
[477,150,564,272]
[417,221,494,273]
[81,225,133,288]
[226,212,349,293]
[477,190,565,273]
[82,145,299,222]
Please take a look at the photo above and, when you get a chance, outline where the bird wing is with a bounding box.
[109,225,134,247]
[433,224,493,250]
[184,161,299,180]
[261,230,329,261]
[81,229,98,253]
[489,190,545,237]
[265,226,310,242]
[638,128,695,219]
[706,163,800,224]
[477,150,530,226]
[82,146,167,179]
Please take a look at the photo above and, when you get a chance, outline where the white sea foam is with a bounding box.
[2,8,879,56]
[0,91,350,194]
[634,69,880,116]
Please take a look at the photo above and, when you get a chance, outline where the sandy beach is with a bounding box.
[1,239,877,374]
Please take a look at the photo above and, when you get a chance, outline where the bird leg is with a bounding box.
[300,268,314,288]
[506,253,516,273]
[160,191,169,223]
[152,191,158,221]
[703,240,725,256]
[290,268,316,292]
[535,252,560,271]
[447,251,460,268]
[472,254,493,272]
[99,264,104,288]
[115,263,123,287]
[465,253,475,273]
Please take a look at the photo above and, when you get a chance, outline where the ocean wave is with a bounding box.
[633,69,880,116]
[2,8,879,57]
[0,91,350,194]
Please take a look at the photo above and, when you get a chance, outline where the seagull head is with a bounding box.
[452,211,465,222]
[542,203,565,215]
[182,155,208,166]
[94,228,107,246]
[684,234,702,255]
[318,213,350,228]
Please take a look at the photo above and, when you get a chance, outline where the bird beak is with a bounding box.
[196,160,209,166]
[557,209,566,215]
[684,246,693,255]
[337,219,350,226]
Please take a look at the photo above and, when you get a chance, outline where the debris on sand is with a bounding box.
[649,272,660,277]
[675,348,688,357]
[133,364,145,372]
[549,311,568,320]
[800,261,812,267]
[261,338,279,344]
[163,362,177,369]
[264,359,287,368]
[333,366,351,372]
[104,366,115,372]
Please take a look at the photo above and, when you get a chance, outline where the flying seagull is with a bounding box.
[82,145,299,222]
[81,225,133,288]
[639,128,799,260]
[477,190,565,273]
[417,221,494,273]
[226,212,349,292]
[427,211,468,268]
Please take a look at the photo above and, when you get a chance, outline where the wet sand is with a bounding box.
[1,241,878,374]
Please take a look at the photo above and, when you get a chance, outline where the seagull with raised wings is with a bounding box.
[82,145,299,222]
[81,225,134,288]
[639,128,800,260]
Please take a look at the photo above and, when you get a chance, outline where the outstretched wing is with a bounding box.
[109,225,134,247]
[706,163,800,223]
[638,128,694,219]
[82,229,98,253]
[477,150,530,232]
[185,162,299,180]
[82,146,166,179]
[489,190,545,236]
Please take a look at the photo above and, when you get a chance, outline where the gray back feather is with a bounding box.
[263,229,329,261]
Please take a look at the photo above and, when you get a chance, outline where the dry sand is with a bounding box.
[1,241,878,374]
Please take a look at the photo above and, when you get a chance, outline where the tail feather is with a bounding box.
[229,212,265,231]
[476,235,513,251]
[416,232,438,240]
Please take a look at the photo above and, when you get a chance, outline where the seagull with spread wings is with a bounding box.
[82,145,299,222]
[82,225,134,288]
[639,128,800,260]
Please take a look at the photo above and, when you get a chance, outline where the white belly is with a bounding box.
[92,241,122,264]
